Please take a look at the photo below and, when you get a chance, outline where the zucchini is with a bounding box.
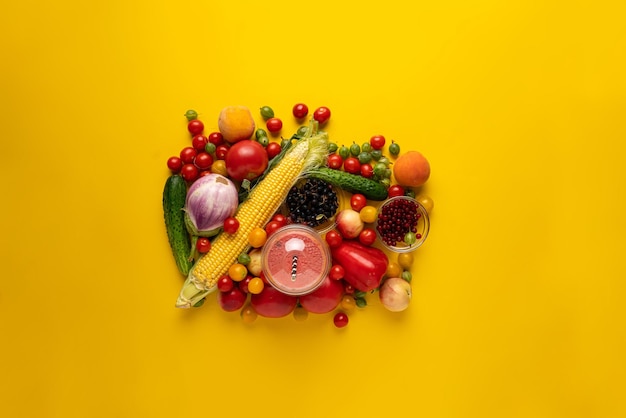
[307,167,389,201]
[163,175,193,276]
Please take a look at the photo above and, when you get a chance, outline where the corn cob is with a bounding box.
[175,125,329,308]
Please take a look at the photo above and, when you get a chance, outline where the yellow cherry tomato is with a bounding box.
[247,277,264,294]
[340,295,356,311]
[211,160,228,177]
[359,205,378,224]
[228,263,248,282]
[397,252,415,269]
[416,194,434,214]
[248,227,267,248]
[240,303,258,324]
[386,261,402,278]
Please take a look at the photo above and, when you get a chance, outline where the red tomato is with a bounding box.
[217,286,247,312]
[180,163,199,182]
[208,132,224,146]
[196,237,211,253]
[266,117,283,133]
[358,228,377,246]
[350,193,367,212]
[239,275,253,294]
[250,285,298,318]
[217,275,234,292]
[333,312,349,328]
[223,217,240,234]
[325,230,343,248]
[344,283,355,295]
[298,275,344,314]
[265,220,282,237]
[370,135,386,150]
[167,156,182,173]
[188,119,204,135]
[313,106,331,124]
[224,140,269,181]
[193,152,213,170]
[292,103,309,119]
[271,213,287,227]
[327,154,343,170]
[192,134,208,151]
[360,163,374,178]
[329,264,345,281]
[215,144,230,160]
[180,147,197,164]
[343,157,361,175]
[387,184,405,198]
[266,142,282,159]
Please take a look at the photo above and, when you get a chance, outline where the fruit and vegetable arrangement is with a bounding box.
[162,104,434,327]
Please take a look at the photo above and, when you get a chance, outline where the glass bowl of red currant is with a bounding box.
[375,196,430,253]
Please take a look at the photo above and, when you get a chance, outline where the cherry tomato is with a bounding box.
[360,163,374,178]
[340,295,356,311]
[248,227,267,248]
[329,264,345,280]
[293,306,308,321]
[358,228,377,246]
[215,144,230,160]
[247,277,264,295]
[239,275,253,293]
[313,106,331,124]
[180,147,197,164]
[386,261,402,278]
[199,170,212,177]
[208,132,224,146]
[167,156,182,173]
[211,159,228,177]
[192,134,208,151]
[266,117,283,133]
[224,140,269,181]
[223,217,240,234]
[240,303,258,324]
[217,287,246,312]
[333,312,349,328]
[325,230,343,248]
[193,152,213,170]
[180,163,199,182]
[359,206,377,223]
[398,252,415,269]
[217,275,234,292]
[228,263,248,282]
[350,193,367,212]
[343,157,361,175]
[266,142,282,159]
[271,214,287,227]
[327,154,343,170]
[265,220,282,237]
[370,135,386,150]
[292,103,309,119]
[196,237,211,253]
[387,184,405,198]
[344,283,355,295]
[188,119,204,135]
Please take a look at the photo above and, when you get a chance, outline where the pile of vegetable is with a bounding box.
[162,104,434,327]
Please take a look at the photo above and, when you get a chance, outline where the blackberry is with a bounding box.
[286,179,339,228]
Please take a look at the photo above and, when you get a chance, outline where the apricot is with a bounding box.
[217,105,256,143]
[393,150,431,187]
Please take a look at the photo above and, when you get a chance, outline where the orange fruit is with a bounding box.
[217,105,256,143]
[392,150,431,187]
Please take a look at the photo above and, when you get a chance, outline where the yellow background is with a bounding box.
[1,1,625,417]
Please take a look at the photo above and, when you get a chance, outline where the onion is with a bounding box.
[379,277,412,312]
[184,174,238,238]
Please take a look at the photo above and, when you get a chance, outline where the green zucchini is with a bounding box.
[307,167,389,201]
[162,175,193,276]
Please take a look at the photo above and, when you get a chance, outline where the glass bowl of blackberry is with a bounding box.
[281,178,347,234]
[375,196,430,253]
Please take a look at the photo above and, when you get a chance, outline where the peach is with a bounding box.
[393,150,431,187]
[217,105,256,143]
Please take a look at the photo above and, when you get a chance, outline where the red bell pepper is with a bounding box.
[330,240,388,292]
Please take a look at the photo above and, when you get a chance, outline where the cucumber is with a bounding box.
[307,167,389,201]
[162,175,193,276]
